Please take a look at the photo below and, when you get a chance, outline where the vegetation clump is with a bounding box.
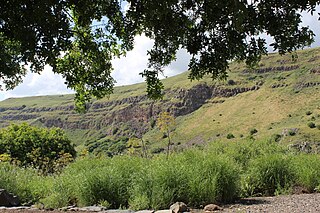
[1,135,320,210]
[270,134,282,142]
[226,133,235,139]
[308,122,316,129]
[0,123,76,174]
[288,130,296,136]
[249,128,258,135]
[227,79,236,85]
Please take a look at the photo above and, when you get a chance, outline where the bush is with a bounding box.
[0,123,76,174]
[288,129,296,136]
[308,122,316,128]
[227,79,236,85]
[269,134,282,142]
[242,154,296,196]
[226,133,235,139]
[249,128,258,135]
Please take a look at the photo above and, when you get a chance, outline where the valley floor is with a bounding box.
[218,193,320,212]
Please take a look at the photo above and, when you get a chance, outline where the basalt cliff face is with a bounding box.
[0,82,260,138]
[1,47,320,154]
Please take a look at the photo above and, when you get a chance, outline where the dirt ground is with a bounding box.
[0,193,320,213]
[218,193,320,212]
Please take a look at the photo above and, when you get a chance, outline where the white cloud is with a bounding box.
[0,65,73,100]
[111,35,191,85]
[301,6,320,47]
[111,35,153,85]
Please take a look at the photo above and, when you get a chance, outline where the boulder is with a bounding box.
[0,189,20,207]
[155,210,172,213]
[79,206,106,212]
[203,204,222,212]
[170,202,188,213]
[106,210,135,213]
[135,210,155,213]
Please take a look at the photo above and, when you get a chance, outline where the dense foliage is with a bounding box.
[0,123,76,174]
[1,140,320,209]
[1,1,319,110]
[85,136,128,157]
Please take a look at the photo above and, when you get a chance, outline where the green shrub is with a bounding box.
[308,122,316,128]
[288,130,296,136]
[226,133,235,139]
[227,79,236,85]
[249,128,258,135]
[269,134,282,142]
[242,154,296,196]
[0,123,76,174]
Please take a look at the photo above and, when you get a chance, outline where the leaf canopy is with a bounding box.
[0,0,318,111]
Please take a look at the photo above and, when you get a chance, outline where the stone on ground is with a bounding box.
[170,202,188,213]
[203,204,222,212]
[0,189,20,207]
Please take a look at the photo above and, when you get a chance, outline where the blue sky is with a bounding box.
[0,9,319,101]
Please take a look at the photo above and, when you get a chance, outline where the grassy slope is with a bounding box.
[145,47,320,147]
[1,47,320,149]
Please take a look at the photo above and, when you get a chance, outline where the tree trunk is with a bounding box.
[166,131,171,159]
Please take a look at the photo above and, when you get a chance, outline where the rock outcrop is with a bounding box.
[243,65,299,74]
[0,189,20,207]
[0,83,260,140]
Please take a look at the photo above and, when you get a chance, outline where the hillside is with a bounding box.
[1,47,320,154]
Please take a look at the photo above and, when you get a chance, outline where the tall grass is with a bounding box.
[242,154,296,196]
[0,163,51,204]
[1,140,320,210]
[292,154,320,192]
[129,150,239,209]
